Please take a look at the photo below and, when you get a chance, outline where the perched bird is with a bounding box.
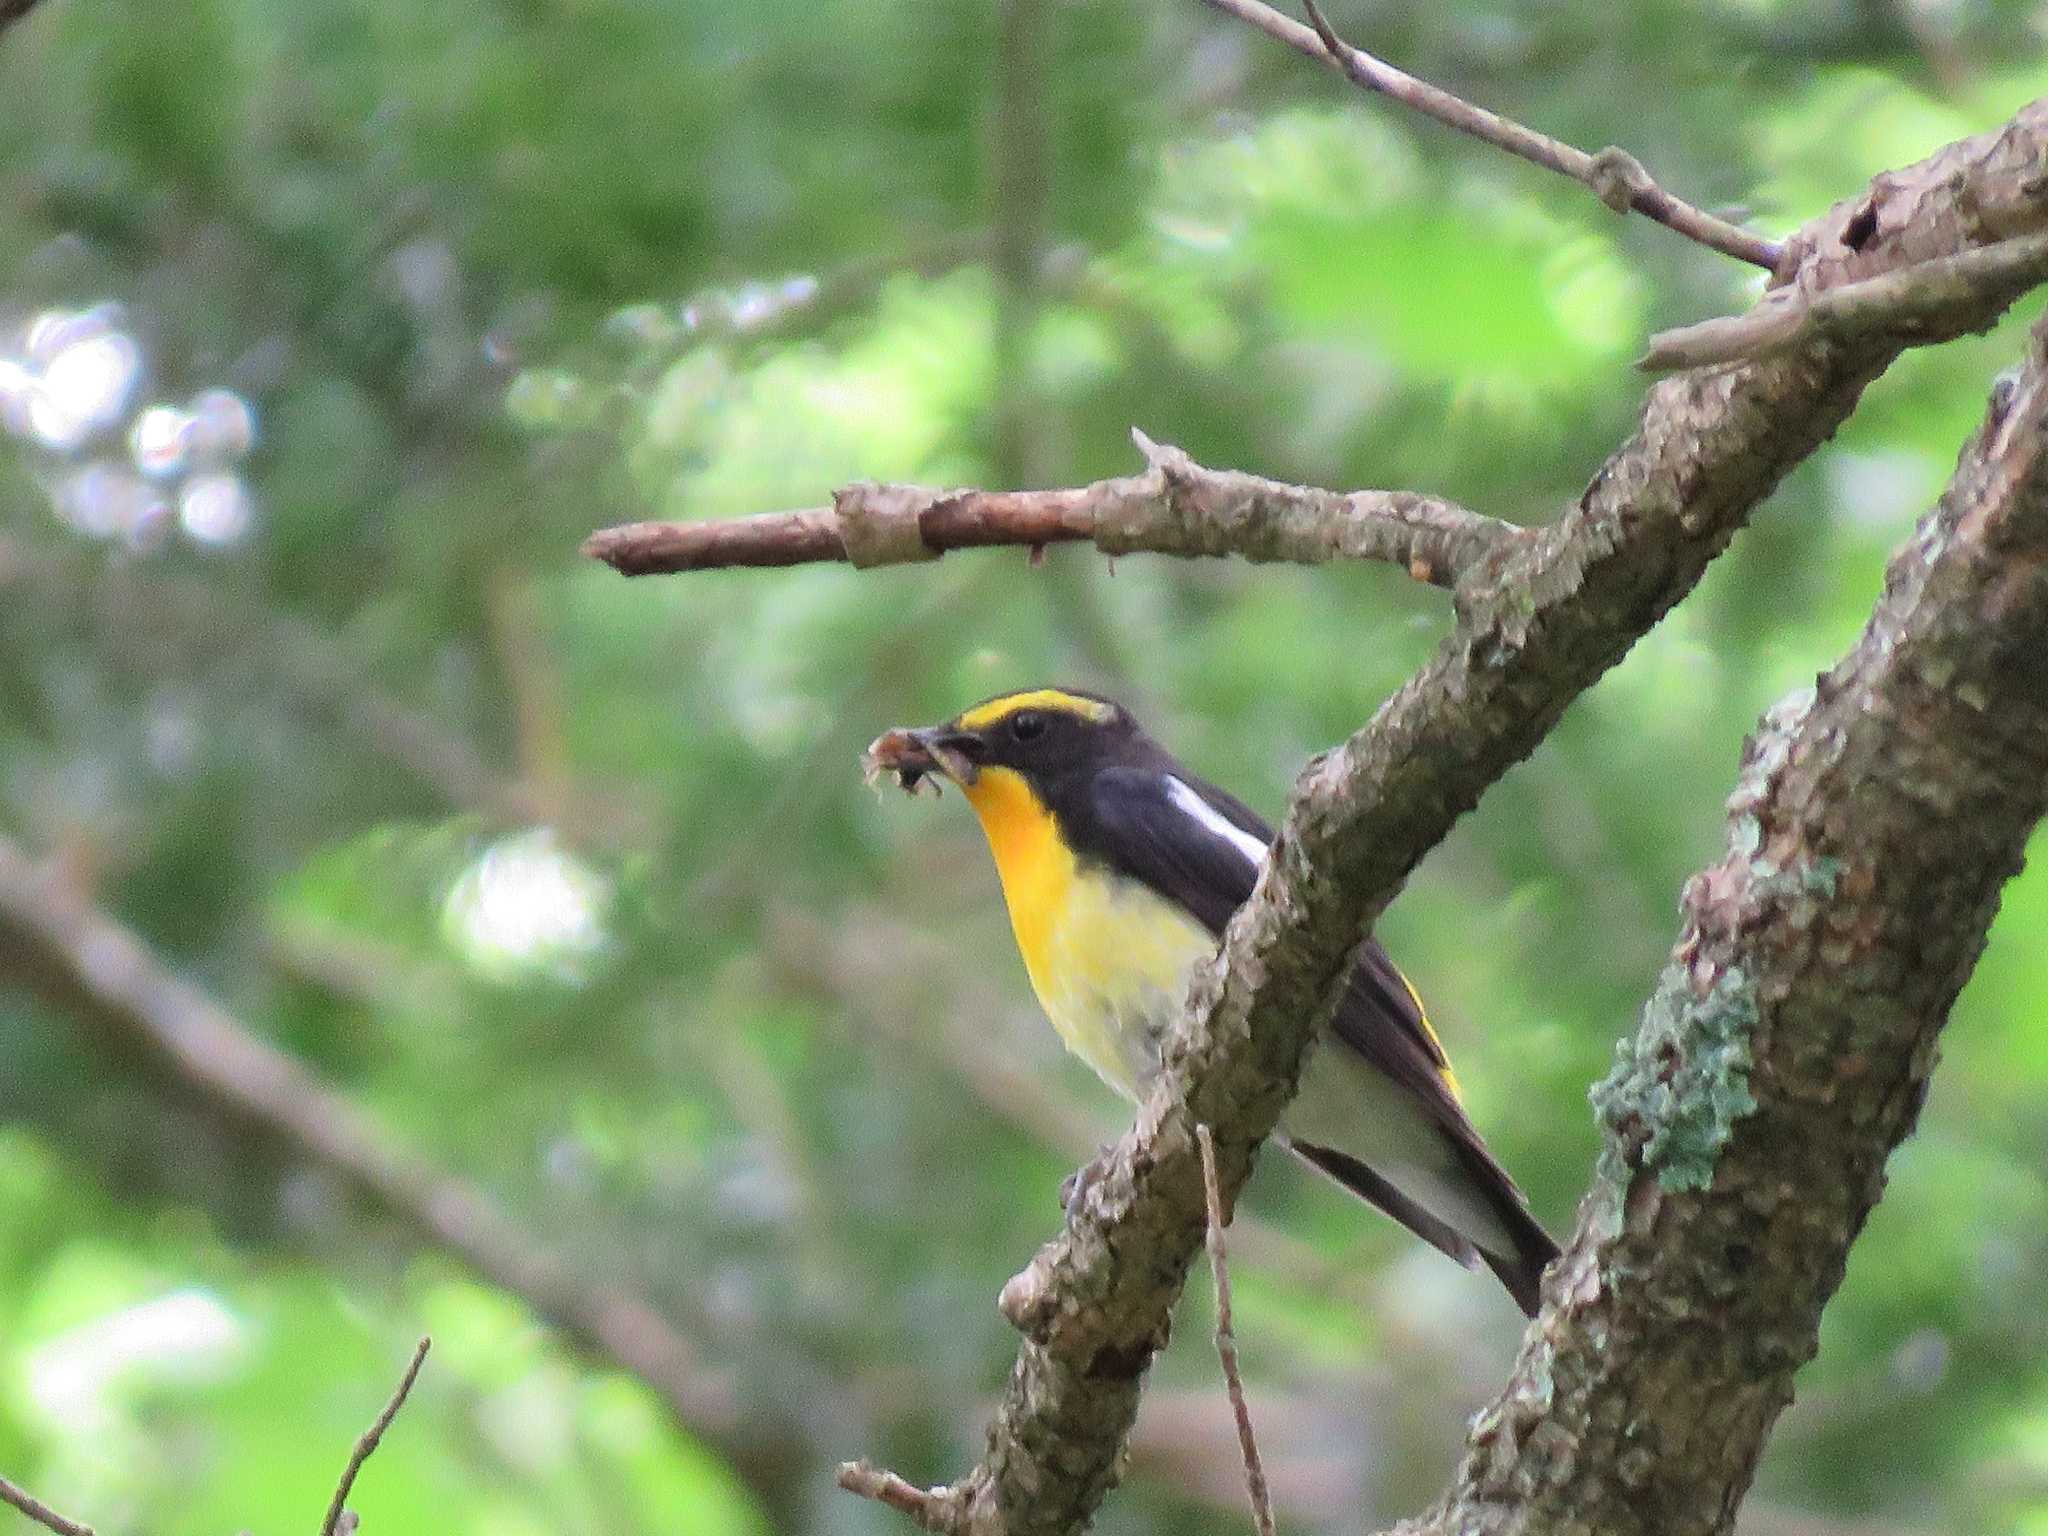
[865,686,1557,1315]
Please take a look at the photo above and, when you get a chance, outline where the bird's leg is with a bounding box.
[1060,1143,1118,1217]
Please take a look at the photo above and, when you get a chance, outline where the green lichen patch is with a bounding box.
[1800,854,1844,896]
[1592,961,1762,1193]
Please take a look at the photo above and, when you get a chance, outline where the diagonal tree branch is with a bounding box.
[1209,0,1783,271]
[0,834,738,1446]
[0,1475,94,1536]
[582,434,1519,589]
[822,102,2048,1536]
[1427,300,2048,1536]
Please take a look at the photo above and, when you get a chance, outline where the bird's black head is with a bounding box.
[865,686,1151,796]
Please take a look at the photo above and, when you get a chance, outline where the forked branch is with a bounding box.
[1639,231,2048,372]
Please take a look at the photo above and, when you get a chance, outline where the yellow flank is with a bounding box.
[956,689,1113,733]
[961,765,1211,1099]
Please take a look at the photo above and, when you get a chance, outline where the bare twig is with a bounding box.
[583,430,1518,589]
[1199,0,1781,271]
[834,1462,971,1534]
[1639,231,2048,372]
[0,1474,96,1536]
[319,1338,431,1536]
[1197,1125,1276,1536]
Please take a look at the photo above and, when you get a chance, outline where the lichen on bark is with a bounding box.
[1592,961,1760,1194]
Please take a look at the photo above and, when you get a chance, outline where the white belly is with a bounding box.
[1025,885,1512,1253]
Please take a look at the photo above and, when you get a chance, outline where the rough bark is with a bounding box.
[1414,312,2048,1536]
[819,102,2048,1536]
[1640,230,2048,372]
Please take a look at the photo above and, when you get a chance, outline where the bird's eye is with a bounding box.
[1010,711,1046,742]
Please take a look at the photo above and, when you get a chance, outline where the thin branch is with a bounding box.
[835,1463,973,1534]
[0,1475,95,1536]
[1639,231,2048,372]
[1203,0,1780,271]
[831,101,2048,1536]
[1197,1125,1275,1536]
[583,431,1520,590]
[0,835,738,1448]
[319,1337,431,1536]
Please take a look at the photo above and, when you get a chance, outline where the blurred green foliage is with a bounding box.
[1,2,2046,1533]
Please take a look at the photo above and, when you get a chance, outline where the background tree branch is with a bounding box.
[822,102,2048,1535]
[0,0,49,37]
[0,834,739,1447]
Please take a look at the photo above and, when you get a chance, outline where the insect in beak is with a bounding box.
[862,726,982,795]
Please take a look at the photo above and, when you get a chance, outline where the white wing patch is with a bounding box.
[1166,776,1269,869]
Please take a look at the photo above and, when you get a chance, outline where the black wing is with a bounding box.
[1076,766,1263,933]
[1081,766,1460,1129]
[1083,765,1557,1314]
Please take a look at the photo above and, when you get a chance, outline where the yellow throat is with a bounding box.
[960,766,1076,1001]
[959,764,1213,1100]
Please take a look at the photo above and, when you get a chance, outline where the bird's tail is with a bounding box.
[1452,1137,1559,1318]
[1287,1136,1559,1318]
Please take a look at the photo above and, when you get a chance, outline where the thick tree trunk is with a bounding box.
[1420,321,2048,1535]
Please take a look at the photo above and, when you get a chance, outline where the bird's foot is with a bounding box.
[1059,1144,1117,1218]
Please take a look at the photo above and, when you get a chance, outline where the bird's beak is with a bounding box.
[862,724,982,795]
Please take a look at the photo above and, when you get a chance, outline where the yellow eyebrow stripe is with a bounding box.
[956,689,1114,732]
